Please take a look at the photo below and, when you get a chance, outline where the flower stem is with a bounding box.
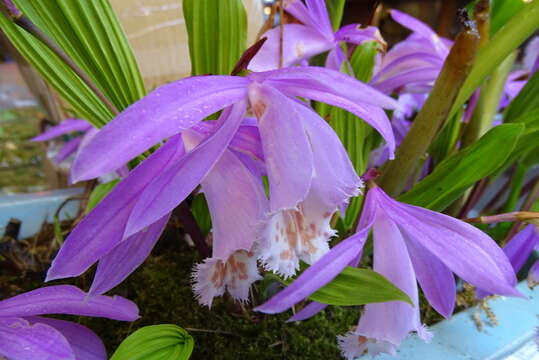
[175,201,211,259]
[379,24,479,197]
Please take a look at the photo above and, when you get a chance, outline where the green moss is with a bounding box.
[78,241,358,359]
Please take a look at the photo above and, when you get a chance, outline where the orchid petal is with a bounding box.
[277,83,396,158]
[55,137,82,163]
[193,251,261,306]
[255,228,369,314]
[523,36,539,73]
[72,76,249,181]
[324,47,344,71]
[404,234,456,318]
[288,301,328,322]
[32,119,91,142]
[0,317,74,360]
[248,24,333,72]
[373,188,519,297]
[28,317,106,360]
[373,67,440,94]
[504,224,538,273]
[295,101,362,209]
[125,101,247,237]
[46,135,184,280]
[356,209,420,346]
[0,285,139,320]
[251,66,399,109]
[89,214,171,296]
[389,9,447,56]
[201,148,268,260]
[248,83,313,212]
[334,25,385,48]
[304,0,333,36]
[192,119,264,160]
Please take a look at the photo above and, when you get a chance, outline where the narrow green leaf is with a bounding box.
[451,0,539,119]
[326,0,346,31]
[183,0,247,76]
[110,325,194,360]
[399,124,524,211]
[328,42,381,230]
[85,179,120,213]
[282,266,412,306]
[0,12,112,127]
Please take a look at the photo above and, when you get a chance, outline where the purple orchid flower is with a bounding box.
[46,110,268,308]
[255,184,518,357]
[45,66,396,297]
[476,224,539,298]
[0,285,139,360]
[371,9,452,95]
[32,118,93,165]
[248,0,385,72]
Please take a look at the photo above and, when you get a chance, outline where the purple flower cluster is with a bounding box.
[9,1,537,358]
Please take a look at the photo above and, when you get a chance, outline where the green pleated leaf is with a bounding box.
[326,0,346,31]
[327,42,380,230]
[85,179,120,213]
[280,266,412,306]
[399,123,524,211]
[13,0,146,113]
[0,12,112,126]
[183,0,247,76]
[111,325,194,360]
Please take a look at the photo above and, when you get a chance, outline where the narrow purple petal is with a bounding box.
[282,0,311,27]
[288,301,328,322]
[0,317,74,360]
[46,136,184,280]
[371,52,442,84]
[373,188,520,297]
[274,82,396,158]
[248,24,333,72]
[373,68,440,94]
[192,119,264,160]
[55,137,82,163]
[251,66,399,109]
[404,235,456,318]
[356,209,420,346]
[32,119,91,142]
[201,148,268,260]
[503,224,539,273]
[304,0,333,36]
[89,214,171,296]
[28,317,106,360]
[124,101,247,237]
[254,228,369,314]
[334,25,384,47]
[0,285,139,321]
[294,101,361,208]
[248,83,313,212]
[389,9,447,56]
[72,76,249,181]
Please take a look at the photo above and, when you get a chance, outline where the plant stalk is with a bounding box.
[379,25,479,196]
